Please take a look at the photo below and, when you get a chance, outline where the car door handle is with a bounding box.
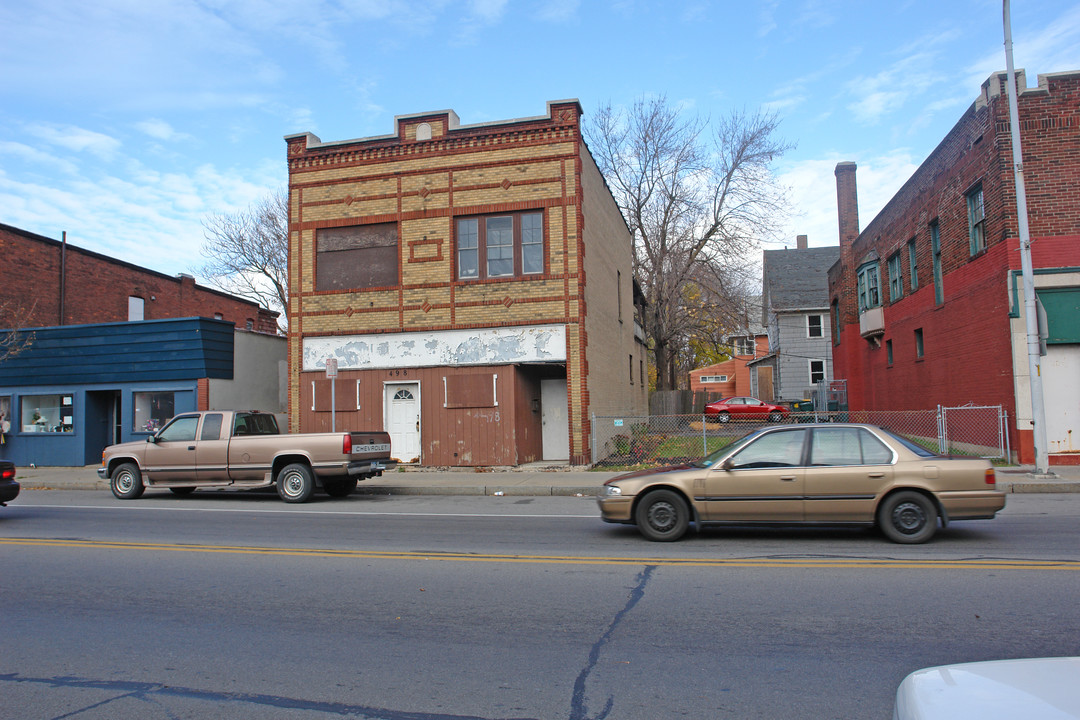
[780,476,797,482]
[868,472,885,478]
[188,445,196,451]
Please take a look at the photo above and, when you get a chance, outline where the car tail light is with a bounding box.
[985,468,996,486]
[343,434,352,455]
[1,467,13,481]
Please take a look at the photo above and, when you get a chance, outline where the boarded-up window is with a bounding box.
[444,374,497,408]
[317,223,398,291]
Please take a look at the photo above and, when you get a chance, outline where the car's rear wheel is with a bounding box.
[878,491,937,544]
[324,477,358,497]
[110,463,145,500]
[169,487,196,496]
[768,411,784,422]
[276,463,315,503]
[635,489,690,542]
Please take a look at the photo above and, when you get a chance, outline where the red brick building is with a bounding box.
[828,70,1080,465]
[286,101,647,466]
[0,222,279,334]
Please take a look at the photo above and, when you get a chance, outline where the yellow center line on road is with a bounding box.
[1,537,1078,570]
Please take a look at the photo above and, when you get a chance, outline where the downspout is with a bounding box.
[59,231,67,325]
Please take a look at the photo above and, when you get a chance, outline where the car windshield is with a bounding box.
[692,428,765,468]
[878,427,938,457]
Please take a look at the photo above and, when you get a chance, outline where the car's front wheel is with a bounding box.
[110,463,145,500]
[716,411,731,424]
[276,463,315,503]
[635,489,690,542]
[768,411,784,422]
[878,491,937,544]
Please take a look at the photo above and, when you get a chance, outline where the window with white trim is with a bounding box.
[809,359,825,385]
[700,375,729,384]
[456,211,544,280]
[807,314,823,338]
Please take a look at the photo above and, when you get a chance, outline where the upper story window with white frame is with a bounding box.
[700,375,729,384]
[807,314,823,338]
[733,337,754,356]
[856,262,881,312]
[456,211,544,280]
[967,184,986,255]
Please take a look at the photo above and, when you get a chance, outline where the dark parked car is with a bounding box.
[704,396,789,423]
[0,460,19,506]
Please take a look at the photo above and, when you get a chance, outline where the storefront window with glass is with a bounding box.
[20,394,75,433]
[133,391,176,433]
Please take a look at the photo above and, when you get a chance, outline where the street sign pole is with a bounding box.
[326,359,339,433]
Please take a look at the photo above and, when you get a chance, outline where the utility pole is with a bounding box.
[1003,0,1050,474]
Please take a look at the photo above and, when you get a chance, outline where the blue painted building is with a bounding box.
[0,317,238,467]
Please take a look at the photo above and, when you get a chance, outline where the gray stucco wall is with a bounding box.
[208,330,287,416]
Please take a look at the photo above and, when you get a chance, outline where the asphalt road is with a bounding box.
[3,491,1079,720]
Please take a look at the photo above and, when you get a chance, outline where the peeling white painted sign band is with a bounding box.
[303,324,567,371]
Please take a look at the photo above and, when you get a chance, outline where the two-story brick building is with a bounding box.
[285,101,647,466]
[828,70,1080,465]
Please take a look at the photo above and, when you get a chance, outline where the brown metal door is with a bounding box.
[757,367,774,402]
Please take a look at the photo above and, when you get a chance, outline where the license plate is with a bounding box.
[352,443,391,454]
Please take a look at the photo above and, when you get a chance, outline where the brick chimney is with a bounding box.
[835,162,859,246]
[796,234,808,249]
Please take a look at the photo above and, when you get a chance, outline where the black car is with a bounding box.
[0,460,19,506]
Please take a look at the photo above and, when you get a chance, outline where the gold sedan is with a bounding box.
[597,424,1005,543]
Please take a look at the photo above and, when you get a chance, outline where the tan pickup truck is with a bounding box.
[98,410,394,503]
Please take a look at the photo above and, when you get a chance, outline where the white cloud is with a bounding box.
[24,124,122,160]
[536,0,580,22]
[134,119,187,142]
[775,151,920,249]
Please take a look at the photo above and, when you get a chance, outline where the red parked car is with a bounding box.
[704,397,789,423]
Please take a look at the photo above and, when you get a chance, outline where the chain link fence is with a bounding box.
[591,405,1009,468]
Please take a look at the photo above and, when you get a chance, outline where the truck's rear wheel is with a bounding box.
[110,463,145,500]
[277,463,314,503]
[324,478,358,498]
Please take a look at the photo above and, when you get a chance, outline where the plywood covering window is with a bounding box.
[443,374,497,408]
[316,223,398,291]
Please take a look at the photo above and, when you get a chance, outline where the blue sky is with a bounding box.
[2,0,1078,282]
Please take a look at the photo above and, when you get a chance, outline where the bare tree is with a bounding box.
[0,301,35,363]
[199,190,289,331]
[586,97,791,390]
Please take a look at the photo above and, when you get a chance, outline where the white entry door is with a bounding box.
[385,383,420,463]
[1043,345,1080,453]
[541,378,569,461]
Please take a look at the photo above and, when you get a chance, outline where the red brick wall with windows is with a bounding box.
[828,70,1080,458]
[0,222,279,333]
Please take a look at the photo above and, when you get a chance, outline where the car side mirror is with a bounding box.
[721,458,734,472]
[146,435,158,444]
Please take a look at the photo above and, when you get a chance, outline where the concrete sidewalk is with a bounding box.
[10,462,1080,496]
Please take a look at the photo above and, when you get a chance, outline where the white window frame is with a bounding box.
[809,359,825,385]
[807,314,823,338]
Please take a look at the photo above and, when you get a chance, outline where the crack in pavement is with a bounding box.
[568,564,656,720]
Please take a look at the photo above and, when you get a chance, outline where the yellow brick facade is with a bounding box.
[286,101,643,465]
